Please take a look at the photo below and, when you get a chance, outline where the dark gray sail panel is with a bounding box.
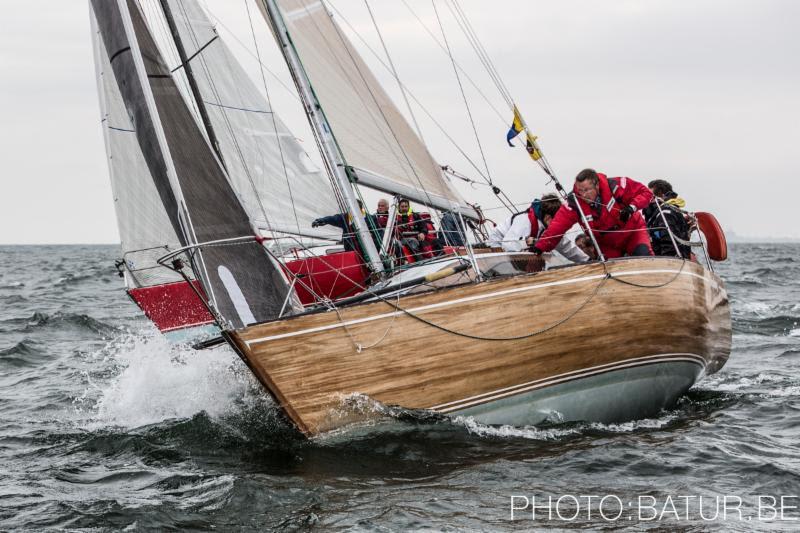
[92,0,297,328]
[91,0,183,241]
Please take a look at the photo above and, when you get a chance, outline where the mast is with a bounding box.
[257,0,384,274]
[159,0,225,168]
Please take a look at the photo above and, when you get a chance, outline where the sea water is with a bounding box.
[0,243,797,530]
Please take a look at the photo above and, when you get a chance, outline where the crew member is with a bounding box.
[487,193,588,262]
[374,198,390,242]
[395,198,429,260]
[532,169,654,260]
[643,179,691,258]
[312,200,378,252]
[574,233,599,260]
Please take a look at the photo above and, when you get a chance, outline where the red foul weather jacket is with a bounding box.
[536,173,654,258]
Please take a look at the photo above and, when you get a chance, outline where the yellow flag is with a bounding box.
[525,133,541,161]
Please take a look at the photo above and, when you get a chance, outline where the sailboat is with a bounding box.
[90,0,731,437]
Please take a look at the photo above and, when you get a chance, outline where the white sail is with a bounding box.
[165,0,341,241]
[91,9,185,288]
[264,0,476,217]
[92,0,300,327]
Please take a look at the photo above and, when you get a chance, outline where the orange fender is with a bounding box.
[695,212,727,261]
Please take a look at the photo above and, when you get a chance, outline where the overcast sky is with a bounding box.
[0,0,797,244]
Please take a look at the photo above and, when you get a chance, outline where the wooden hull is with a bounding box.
[227,258,731,437]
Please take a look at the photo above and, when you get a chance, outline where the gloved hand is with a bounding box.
[527,247,545,272]
[619,205,635,223]
[311,219,322,228]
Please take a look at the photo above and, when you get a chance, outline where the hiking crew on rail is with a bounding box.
[532,168,654,259]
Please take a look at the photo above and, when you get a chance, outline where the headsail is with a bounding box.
[91,11,185,289]
[90,0,299,328]
[163,0,341,241]
[259,0,477,218]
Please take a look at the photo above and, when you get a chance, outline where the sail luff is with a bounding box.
[91,0,301,327]
[257,0,385,273]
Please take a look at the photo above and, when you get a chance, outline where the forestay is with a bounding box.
[90,0,300,328]
[164,0,341,242]
[264,0,476,218]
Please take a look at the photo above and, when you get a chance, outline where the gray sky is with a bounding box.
[0,0,797,244]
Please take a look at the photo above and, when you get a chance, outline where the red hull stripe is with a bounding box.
[129,281,215,332]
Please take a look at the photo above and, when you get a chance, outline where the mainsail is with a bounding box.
[90,0,299,328]
[163,0,341,241]
[258,0,477,218]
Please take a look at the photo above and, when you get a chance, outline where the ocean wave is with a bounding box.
[52,273,97,287]
[18,311,119,335]
[742,267,785,278]
[0,294,28,305]
[734,315,798,335]
[0,340,48,367]
[700,372,800,398]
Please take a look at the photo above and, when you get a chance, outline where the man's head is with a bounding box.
[575,233,598,260]
[539,193,562,227]
[648,179,673,200]
[398,198,410,214]
[575,168,600,203]
[377,198,389,214]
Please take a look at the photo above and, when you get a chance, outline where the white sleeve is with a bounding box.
[487,218,510,247]
[555,234,589,262]
[500,215,531,252]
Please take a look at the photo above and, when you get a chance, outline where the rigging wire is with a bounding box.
[198,0,302,103]
[292,0,398,251]
[439,0,567,209]
[431,0,494,192]
[447,0,513,108]
[325,0,509,204]
[244,0,303,236]
[314,1,442,217]
[171,0,290,255]
[398,0,508,124]
[362,0,426,145]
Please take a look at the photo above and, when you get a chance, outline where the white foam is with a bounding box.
[701,372,800,397]
[737,301,771,316]
[84,331,260,429]
[454,412,678,440]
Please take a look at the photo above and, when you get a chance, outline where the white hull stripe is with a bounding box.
[161,320,215,333]
[244,268,712,347]
[429,352,706,413]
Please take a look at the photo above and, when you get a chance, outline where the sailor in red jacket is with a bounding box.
[532,168,654,259]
